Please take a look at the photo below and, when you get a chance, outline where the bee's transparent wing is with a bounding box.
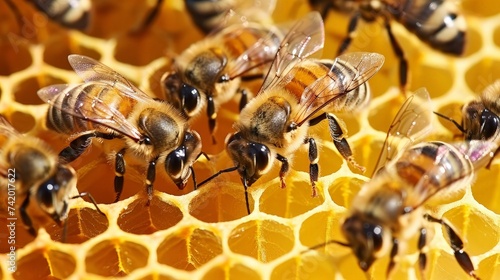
[67,55,151,102]
[373,88,434,176]
[258,11,325,94]
[38,83,143,141]
[294,52,385,126]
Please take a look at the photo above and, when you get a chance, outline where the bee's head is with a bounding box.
[463,102,500,141]
[225,132,272,187]
[165,131,202,189]
[341,212,389,271]
[161,71,203,118]
[36,165,76,224]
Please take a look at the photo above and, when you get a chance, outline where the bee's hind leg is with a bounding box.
[306,137,319,197]
[59,132,115,163]
[20,195,36,236]
[424,214,480,280]
[384,18,409,93]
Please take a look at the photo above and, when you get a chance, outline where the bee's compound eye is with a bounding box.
[180,84,200,114]
[165,149,185,179]
[480,109,500,139]
[249,143,270,173]
[36,178,59,213]
[363,223,383,251]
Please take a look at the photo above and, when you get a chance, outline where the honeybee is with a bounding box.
[435,80,500,166]
[0,115,102,236]
[161,5,292,143]
[4,0,91,30]
[5,0,163,33]
[184,0,276,34]
[200,12,385,214]
[306,88,495,278]
[307,0,466,90]
[37,55,203,203]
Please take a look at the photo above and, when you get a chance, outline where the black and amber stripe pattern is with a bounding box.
[283,58,370,113]
[391,0,466,55]
[46,82,137,135]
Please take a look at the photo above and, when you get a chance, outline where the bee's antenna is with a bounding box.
[300,239,351,255]
[71,192,105,217]
[433,111,466,133]
[198,165,239,187]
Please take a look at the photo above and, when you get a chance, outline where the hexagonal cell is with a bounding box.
[462,0,500,17]
[228,219,294,262]
[462,26,483,57]
[289,145,343,182]
[117,195,183,234]
[465,58,500,94]
[368,95,408,133]
[85,239,149,277]
[13,248,76,279]
[347,136,385,177]
[328,177,365,209]
[13,74,66,105]
[441,204,498,256]
[411,64,454,98]
[271,254,337,280]
[473,166,500,214]
[157,227,223,271]
[45,206,109,244]
[202,262,262,280]
[114,33,170,66]
[259,173,324,218]
[9,111,35,133]
[190,178,253,222]
[477,253,500,280]
[43,35,101,70]
[298,210,346,249]
[0,41,32,76]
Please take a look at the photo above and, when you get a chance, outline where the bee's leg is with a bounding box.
[132,0,164,33]
[310,113,366,173]
[276,154,289,189]
[71,192,105,217]
[145,157,159,205]
[386,238,399,278]
[59,132,115,163]
[207,96,217,144]
[190,166,198,190]
[20,195,36,236]
[424,214,480,280]
[338,12,360,55]
[114,148,126,203]
[306,137,319,197]
[417,227,429,279]
[384,18,409,92]
[4,0,23,32]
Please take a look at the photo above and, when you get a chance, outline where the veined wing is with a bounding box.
[373,87,433,176]
[67,55,152,103]
[294,52,385,127]
[37,83,143,141]
[258,11,325,94]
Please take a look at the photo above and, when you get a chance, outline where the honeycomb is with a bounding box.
[0,0,500,279]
